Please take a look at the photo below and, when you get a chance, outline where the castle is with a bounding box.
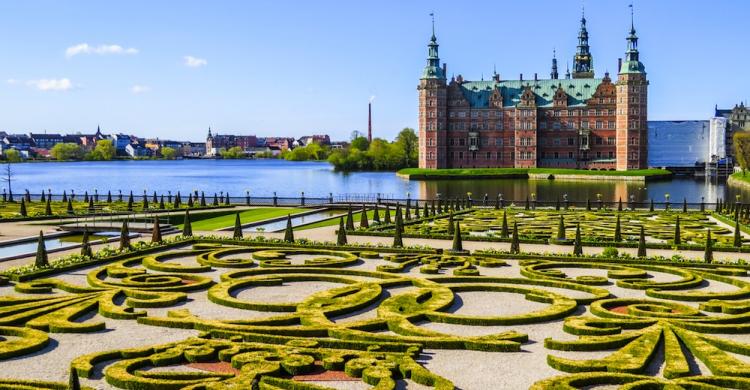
[417,11,648,170]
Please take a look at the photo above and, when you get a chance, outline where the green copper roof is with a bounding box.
[458,78,605,108]
[620,60,646,74]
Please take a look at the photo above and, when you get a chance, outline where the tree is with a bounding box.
[50,143,84,160]
[674,216,681,245]
[373,204,380,224]
[120,221,131,250]
[2,163,14,201]
[4,148,21,163]
[447,212,455,235]
[573,223,583,256]
[35,231,48,267]
[510,222,520,254]
[501,210,509,238]
[452,222,463,252]
[183,210,193,237]
[81,226,92,257]
[19,198,26,216]
[337,217,347,245]
[734,132,750,174]
[283,214,294,243]
[67,198,74,214]
[614,215,622,242]
[45,198,52,215]
[351,136,370,151]
[557,214,566,240]
[637,226,647,258]
[395,128,418,168]
[233,213,243,239]
[384,205,392,224]
[151,217,162,243]
[705,229,713,263]
[220,146,245,159]
[89,139,116,160]
[161,146,177,160]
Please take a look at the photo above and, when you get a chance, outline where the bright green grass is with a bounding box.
[295,210,385,231]
[177,207,307,231]
[398,167,672,179]
[731,172,750,184]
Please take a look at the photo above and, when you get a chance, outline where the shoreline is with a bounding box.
[397,168,673,182]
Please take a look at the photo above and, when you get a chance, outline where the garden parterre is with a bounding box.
[3,239,750,388]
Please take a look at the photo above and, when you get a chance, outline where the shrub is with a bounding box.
[35,231,48,267]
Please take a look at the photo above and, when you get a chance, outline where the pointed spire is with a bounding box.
[620,2,645,74]
[572,6,594,78]
[421,13,445,80]
[565,62,571,79]
[551,49,559,79]
[207,126,212,138]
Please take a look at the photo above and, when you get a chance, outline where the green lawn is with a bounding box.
[397,167,672,180]
[295,210,385,231]
[731,172,750,185]
[177,207,307,231]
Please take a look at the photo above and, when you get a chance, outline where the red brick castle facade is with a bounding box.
[418,13,648,170]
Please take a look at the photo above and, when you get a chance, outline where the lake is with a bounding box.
[7,159,747,202]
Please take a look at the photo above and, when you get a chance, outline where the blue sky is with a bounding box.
[0,0,747,142]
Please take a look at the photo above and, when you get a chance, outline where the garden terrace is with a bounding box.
[2,236,750,388]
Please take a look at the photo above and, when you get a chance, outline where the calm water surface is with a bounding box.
[10,159,748,202]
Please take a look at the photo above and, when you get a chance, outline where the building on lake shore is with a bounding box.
[418,11,648,171]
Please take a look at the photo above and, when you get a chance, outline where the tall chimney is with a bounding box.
[368,102,372,143]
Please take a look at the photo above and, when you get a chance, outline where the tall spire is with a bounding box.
[572,6,594,78]
[551,49,559,79]
[421,13,445,80]
[620,3,645,74]
[207,126,212,138]
[565,62,571,79]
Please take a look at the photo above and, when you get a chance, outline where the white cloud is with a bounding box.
[26,78,74,91]
[6,79,19,85]
[66,43,138,58]
[130,85,151,94]
[183,55,207,68]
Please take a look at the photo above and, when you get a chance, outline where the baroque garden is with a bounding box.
[3,194,750,389]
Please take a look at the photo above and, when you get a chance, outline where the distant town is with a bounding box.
[0,125,348,160]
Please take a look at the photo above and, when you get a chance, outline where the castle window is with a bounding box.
[609,121,615,129]
[472,151,477,159]
[495,122,503,130]
[568,138,575,146]
[568,152,574,159]
[482,138,489,146]
[596,121,603,129]
[471,123,478,130]
[450,138,455,146]
[607,137,615,145]
[568,110,574,116]
[553,152,559,159]
[608,151,614,159]
[483,111,490,118]
[554,138,561,145]
[449,111,455,118]
[450,151,455,159]
[555,110,561,117]
[459,151,464,159]
[495,110,503,117]
[630,137,636,145]
[596,151,602,158]
[553,122,561,130]
[458,111,466,118]
[486,151,491,159]
[588,109,595,116]
[540,122,547,130]
[497,151,502,160]
[495,138,503,146]
[459,139,465,146]
[471,111,479,118]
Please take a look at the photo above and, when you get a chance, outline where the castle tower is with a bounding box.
[572,10,594,79]
[417,15,447,169]
[550,50,559,80]
[616,8,648,170]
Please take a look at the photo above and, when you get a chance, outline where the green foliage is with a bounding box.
[219,146,245,159]
[510,222,520,254]
[328,128,418,171]
[88,139,116,160]
[120,221,131,250]
[160,146,177,159]
[735,132,750,173]
[50,143,85,160]
[573,224,583,256]
[283,214,294,243]
[337,217,347,245]
[233,213,243,239]
[81,226,92,257]
[35,231,48,267]
[152,217,162,243]
[452,222,462,252]
[283,142,330,161]
[4,149,21,162]
[637,226,646,257]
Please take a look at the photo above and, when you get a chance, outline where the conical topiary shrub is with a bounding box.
[107,191,112,203]
[35,231,48,267]
[233,213,243,239]
[200,192,206,207]
[373,204,380,224]
[151,217,162,243]
[45,198,52,215]
[683,197,688,213]
[67,199,74,214]
[614,215,622,242]
[120,220,131,250]
[183,210,193,237]
[705,229,713,263]
[617,197,622,212]
[143,194,149,209]
[525,196,530,210]
[284,214,294,243]
[674,216,681,246]
[501,210,509,238]
[188,194,194,208]
[735,219,742,248]
[384,205,391,224]
[81,226,92,257]
[360,205,369,229]
[452,222,463,252]
[393,212,404,248]
[88,197,94,212]
[447,212,455,235]
[159,195,165,209]
[337,217,347,245]
[212,193,219,206]
[586,198,591,211]
[127,192,134,211]
[414,203,420,219]
[573,223,583,256]
[346,206,355,231]
[637,226,647,258]
[510,222,520,254]
[19,198,26,217]
[557,214,566,241]
[649,199,654,212]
